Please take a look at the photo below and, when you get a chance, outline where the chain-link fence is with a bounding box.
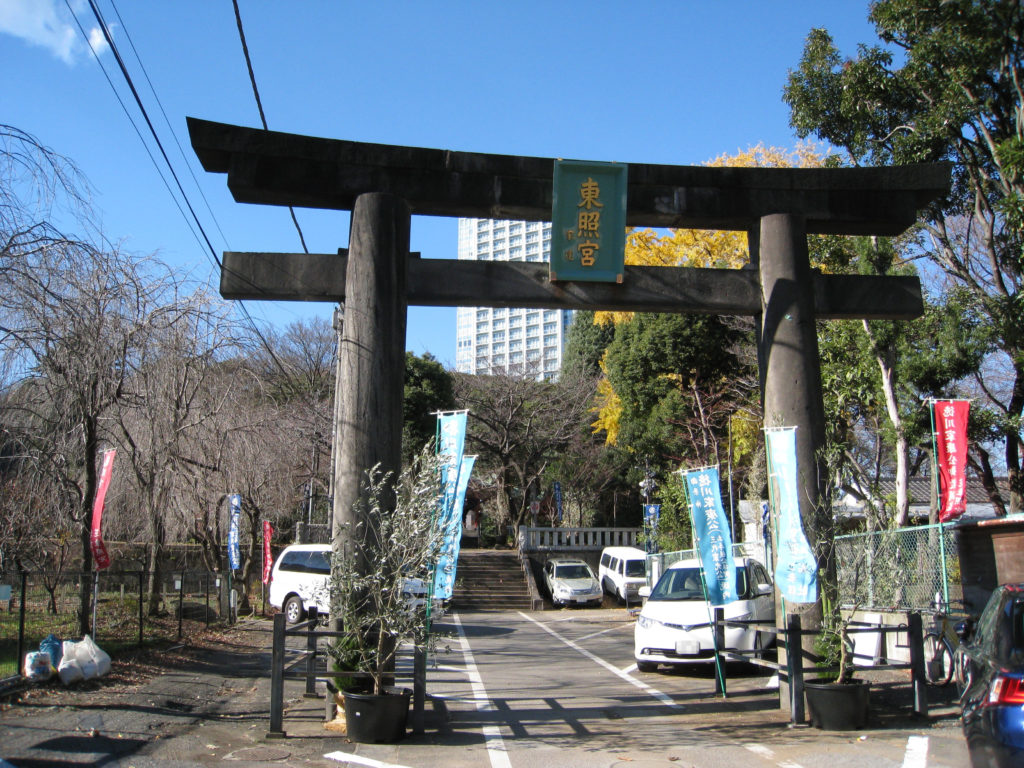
[643,525,961,614]
[0,569,248,681]
[835,523,960,612]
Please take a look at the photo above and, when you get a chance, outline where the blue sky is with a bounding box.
[1,1,880,367]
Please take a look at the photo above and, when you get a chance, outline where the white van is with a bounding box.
[268,543,435,624]
[268,544,332,624]
[598,546,648,604]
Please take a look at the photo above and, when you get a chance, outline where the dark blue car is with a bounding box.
[955,584,1024,768]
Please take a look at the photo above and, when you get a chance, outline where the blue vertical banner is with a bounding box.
[433,411,468,600]
[764,427,818,604]
[643,504,661,553]
[434,455,476,600]
[228,494,241,571]
[681,467,737,605]
[554,481,563,523]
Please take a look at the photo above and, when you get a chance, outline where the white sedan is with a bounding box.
[543,558,603,608]
[634,557,774,671]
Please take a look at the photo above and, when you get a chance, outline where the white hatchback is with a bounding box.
[634,557,774,672]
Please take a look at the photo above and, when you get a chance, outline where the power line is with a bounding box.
[84,0,221,267]
[69,0,295,378]
[63,0,210,261]
[231,0,310,255]
[108,0,232,253]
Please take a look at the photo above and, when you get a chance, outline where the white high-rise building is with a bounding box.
[455,218,573,379]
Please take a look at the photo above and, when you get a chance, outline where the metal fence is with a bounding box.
[642,524,960,614]
[835,523,959,612]
[0,569,243,681]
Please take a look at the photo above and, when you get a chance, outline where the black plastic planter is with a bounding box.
[342,686,411,743]
[804,679,870,730]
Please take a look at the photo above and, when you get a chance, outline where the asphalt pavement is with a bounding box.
[0,611,970,768]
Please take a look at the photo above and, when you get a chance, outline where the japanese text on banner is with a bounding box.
[681,467,737,605]
[933,400,970,522]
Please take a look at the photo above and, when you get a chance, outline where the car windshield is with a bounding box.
[555,564,592,580]
[649,566,748,601]
[625,560,646,578]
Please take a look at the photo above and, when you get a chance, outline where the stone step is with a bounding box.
[451,549,534,611]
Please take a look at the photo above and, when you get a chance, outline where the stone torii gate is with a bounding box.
[188,116,948,630]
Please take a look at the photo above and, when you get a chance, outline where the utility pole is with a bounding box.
[327,305,343,536]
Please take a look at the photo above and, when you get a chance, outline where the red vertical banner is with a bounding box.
[262,520,274,585]
[90,449,116,570]
[934,400,970,522]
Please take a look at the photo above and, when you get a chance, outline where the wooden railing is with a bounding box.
[518,526,640,552]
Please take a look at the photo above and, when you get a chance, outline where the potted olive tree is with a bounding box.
[803,539,874,730]
[328,449,444,743]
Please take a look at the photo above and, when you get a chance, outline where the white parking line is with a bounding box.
[744,743,807,768]
[902,735,929,768]
[517,611,683,710]
[452,613,513,768]
[325,752,414,768]
[575,622,636,643]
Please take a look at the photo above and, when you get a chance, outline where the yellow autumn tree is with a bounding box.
[592,143,828,444]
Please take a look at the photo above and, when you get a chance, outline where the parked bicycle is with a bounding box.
[924,598,972,687]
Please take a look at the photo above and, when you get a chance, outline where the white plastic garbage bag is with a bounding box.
[57,641,83,685]
[76,634,110,679]
[57,635,111,684]
[23,651,53,681]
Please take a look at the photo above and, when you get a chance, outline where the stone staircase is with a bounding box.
[450,549,537,611]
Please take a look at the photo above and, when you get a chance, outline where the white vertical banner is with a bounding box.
[764,427,817,604]
[433,411,468,600]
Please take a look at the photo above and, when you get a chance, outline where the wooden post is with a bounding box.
[305,606,319,698]
[908,611,929,717]
[413,644,426,735]
[331,192,410,604]
[713,607,727,697]
[786,613,805,724]
[267,612,287,738]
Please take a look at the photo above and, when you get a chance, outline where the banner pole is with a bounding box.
[682,471,727,698]
[92,570,99,638]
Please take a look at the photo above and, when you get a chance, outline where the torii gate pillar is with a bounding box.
[332,193,410,570]
[758,213,829,547]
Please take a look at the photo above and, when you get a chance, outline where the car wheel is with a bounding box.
[637,661,658,673]
[283,595,305,625]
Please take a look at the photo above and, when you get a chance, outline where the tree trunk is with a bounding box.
[863,319,909,525]
[78,421,98,637]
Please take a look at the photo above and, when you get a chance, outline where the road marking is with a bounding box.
[434,664,473,677]
[452,613,513,768]
[325,752,414,768]
[575,622,636,643]
[620,663,638,674]
[517,611,683,710]
[902,735,929,768]
[744,743,806,768]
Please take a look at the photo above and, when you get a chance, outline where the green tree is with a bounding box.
[785,0,1024,512]
[402,352,455,463]
[601,312,748,474]
[562,310,614,380]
